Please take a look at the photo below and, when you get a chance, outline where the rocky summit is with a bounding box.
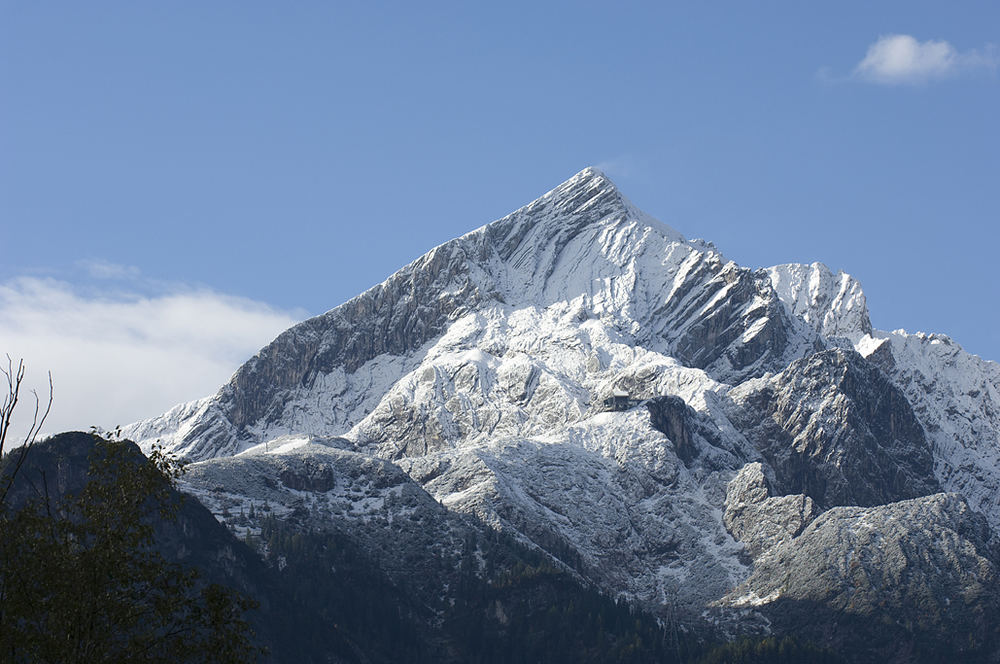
[125,168,1000,661]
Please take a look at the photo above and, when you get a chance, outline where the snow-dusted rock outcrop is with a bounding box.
[721,493,1000,661]
[181,437,480,609]
[766,261,1000,533]
[726,348,939,508]
[767,262,872,344]
[861,332,1000,532]
[723,462,817,559]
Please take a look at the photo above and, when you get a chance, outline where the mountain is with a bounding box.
[125,168,1000,661]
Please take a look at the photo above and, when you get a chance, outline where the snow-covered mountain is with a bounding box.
[125,168,1000,656]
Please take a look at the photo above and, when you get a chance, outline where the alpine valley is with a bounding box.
[122,168,1000,662]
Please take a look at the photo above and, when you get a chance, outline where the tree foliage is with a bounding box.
[694,636,845,664]
[0,433,263,664]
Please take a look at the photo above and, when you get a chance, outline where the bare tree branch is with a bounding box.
[0,355,53,510]
[0,355,25,458]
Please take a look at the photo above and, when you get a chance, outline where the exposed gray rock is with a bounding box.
[655,263,817,384]
[863,331,1000,533]
[721,493,1000,661]
[727,348,939,508]
[645,395,752,474]
[723,462,817,559]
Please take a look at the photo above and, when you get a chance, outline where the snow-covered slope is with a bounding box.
[767,262,871,343]
[126,168,1000,645]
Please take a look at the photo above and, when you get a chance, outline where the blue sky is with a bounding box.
[1,1,998,435]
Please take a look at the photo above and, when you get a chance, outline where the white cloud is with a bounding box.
[76,258,142,280]
[0,275,301,444]
[854,34,997,84]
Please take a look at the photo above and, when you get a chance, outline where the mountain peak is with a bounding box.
[526,166,624,214]
[569,165,612,186]
[494,167,690,253]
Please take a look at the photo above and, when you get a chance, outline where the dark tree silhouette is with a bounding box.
[0,425,262,663]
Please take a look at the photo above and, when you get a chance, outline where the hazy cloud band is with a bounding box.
[0,275,301,442]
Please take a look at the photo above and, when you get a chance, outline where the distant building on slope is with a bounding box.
[603,389,631,412]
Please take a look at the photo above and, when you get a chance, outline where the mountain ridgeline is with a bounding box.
[119,168,1000,662]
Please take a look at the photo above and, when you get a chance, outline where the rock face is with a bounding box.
[721,493,1000,662]
[723,462,817,559]
[863,332,1000,532]
[123,168,1000,658]
[727,348,939,508]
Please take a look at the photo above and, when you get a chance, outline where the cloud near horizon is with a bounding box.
[0,272,302,444]
[853,34,997,84]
